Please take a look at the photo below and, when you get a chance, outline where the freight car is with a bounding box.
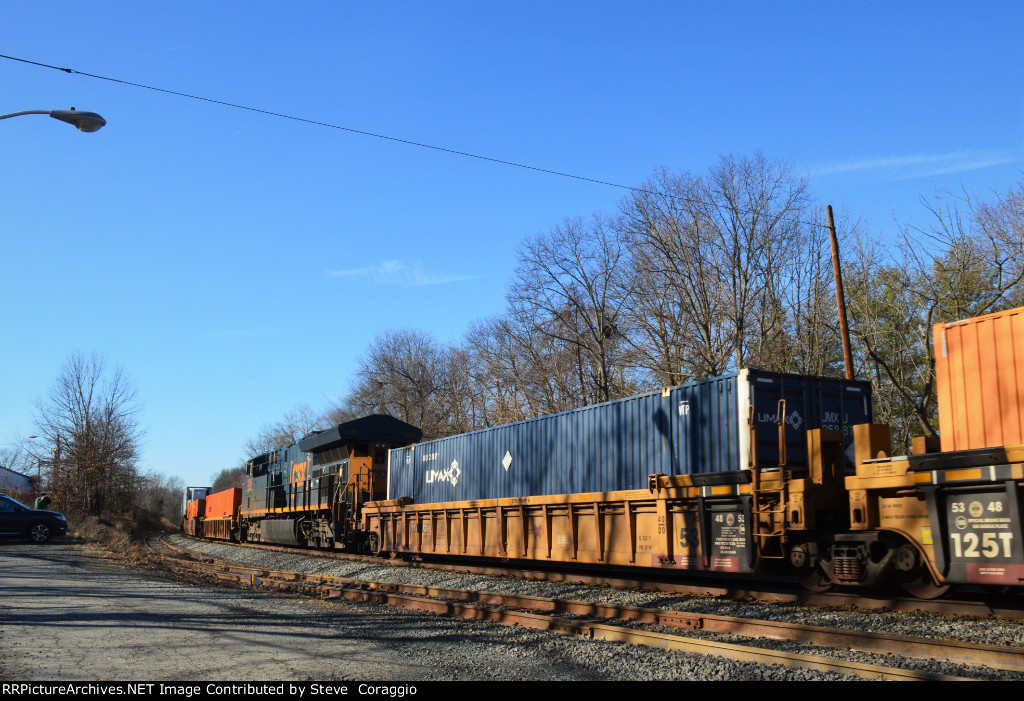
[361,307,1024,597]
[183,306,1024,598]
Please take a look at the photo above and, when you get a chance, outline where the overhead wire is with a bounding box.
[2,53,832,231]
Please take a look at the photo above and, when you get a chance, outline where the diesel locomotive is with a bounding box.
[184,306,1024,598]
[183,415,422,550]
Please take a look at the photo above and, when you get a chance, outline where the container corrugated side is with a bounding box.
[389,388,671,504]
[935,306,1024,452]
[204,488,241,519]
[388,369,873,504]
[185,499,205,520]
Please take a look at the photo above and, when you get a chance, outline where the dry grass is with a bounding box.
[64,508,178,562]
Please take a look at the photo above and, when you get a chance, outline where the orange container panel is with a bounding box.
[185,499,205,520]
[204,488,242,519]
[935,306,1024,452]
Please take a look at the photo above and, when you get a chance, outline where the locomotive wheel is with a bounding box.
[902,574,951,600]
[800,567,833,593]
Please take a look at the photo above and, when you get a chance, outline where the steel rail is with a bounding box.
[149,536,1008,679]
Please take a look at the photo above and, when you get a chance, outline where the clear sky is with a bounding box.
[2,1,1022,488]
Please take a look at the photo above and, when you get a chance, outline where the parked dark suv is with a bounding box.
[0,494,68,543]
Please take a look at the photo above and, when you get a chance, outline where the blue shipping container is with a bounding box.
[387,369,873,503]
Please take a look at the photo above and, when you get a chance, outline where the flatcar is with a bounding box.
[184,306,1024,598]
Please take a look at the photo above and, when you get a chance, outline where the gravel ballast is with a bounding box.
[166,535,1024,680]
[0,540,856,681]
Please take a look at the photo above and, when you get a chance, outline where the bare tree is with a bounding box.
[322,398,359,427]
[463,317,531,426]
[136,471,185,524]
[0,444,36,484]
[210,465,247,493]
[700,154,811,369]
[30,353,143,516]
[618,168,734,381]
[346,329,450,439]
[509,214,637,403]
[846,179,1024,449]
[464,313,592,424]
[776,205,848,376]
[437,344,483,435]
[242,403,326,459]
[618,158,813,381]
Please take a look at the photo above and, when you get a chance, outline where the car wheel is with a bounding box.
[30,523,51,543]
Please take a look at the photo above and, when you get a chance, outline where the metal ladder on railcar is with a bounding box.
[750,464,788,561]
[748,401,790,562]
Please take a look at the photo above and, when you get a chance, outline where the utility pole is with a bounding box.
[51,434,61,490]
[827,205,855,380]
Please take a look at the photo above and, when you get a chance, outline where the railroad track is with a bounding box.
[172,534,1024,621]
[148,534,1024,681]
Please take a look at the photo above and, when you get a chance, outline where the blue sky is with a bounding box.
[2,1,1022,488]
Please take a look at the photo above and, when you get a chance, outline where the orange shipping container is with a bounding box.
[204,488,241,519]
[934,306,1024,452]
[185,499,205,520]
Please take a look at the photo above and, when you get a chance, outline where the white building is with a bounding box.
[0,465,32,494]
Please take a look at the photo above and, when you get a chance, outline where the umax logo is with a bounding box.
[757,410,804,431]
[425,459,461,487]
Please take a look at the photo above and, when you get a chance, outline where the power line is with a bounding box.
[1,54,640,190]
[2,53,831,230]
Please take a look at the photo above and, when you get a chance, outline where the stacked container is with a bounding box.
[185,498,205,520]
[934,306,1024,452]
[204,488,241,519]
[388,368,872,503]
[181,486,210,518]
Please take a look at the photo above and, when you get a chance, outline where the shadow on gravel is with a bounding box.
[0,553,529,652]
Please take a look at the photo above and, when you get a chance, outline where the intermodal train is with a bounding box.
[184,306,1024,598]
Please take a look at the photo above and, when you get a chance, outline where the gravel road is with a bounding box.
[0,540,851,681]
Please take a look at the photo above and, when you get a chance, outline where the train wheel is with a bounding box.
[902,574,951,600]
[800,567,833,593]
[365,532,381,556]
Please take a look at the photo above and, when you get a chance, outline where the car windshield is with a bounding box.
[1,495,30,509]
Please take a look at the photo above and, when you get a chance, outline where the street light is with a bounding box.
[0,107,106,132]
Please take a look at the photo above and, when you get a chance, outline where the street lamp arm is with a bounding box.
[0,110,50,119]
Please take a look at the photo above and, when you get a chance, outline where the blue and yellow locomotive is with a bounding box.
[237,415,421,550]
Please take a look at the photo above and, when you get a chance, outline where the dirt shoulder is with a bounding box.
[0,540,457,681]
